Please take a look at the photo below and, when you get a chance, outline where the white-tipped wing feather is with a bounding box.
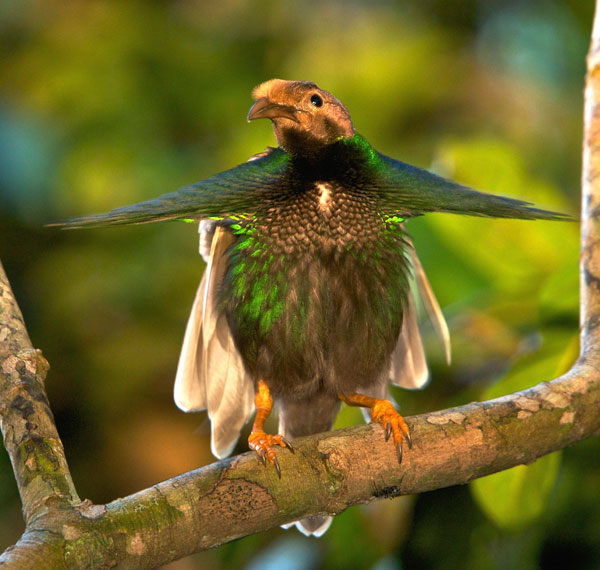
[204,312,254,458]
[388,238,451,390]
[174,274,208,411]
[388,292,429,389]
[198,219,217,263]
[408,243,451,365]
[174,224,254,459]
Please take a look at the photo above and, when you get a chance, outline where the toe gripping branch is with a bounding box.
[338,392,412,463]
[248,379,294,477]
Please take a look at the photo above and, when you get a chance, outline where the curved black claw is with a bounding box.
[273,455,282,479]
[405,432,413,449]
[257,448,267,466]
[385,421,393,442]
[396,442,403,464]
[282,437,295,453]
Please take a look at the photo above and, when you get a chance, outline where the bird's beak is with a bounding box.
[247,98,300,123]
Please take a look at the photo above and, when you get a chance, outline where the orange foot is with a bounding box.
[248,430,294,478]
[339,393,412,463]
[249,380,294,477]
[370,400,412,463]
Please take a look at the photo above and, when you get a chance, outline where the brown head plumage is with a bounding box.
[247,79,355,158]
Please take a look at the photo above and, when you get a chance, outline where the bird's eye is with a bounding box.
[310,94,323,107]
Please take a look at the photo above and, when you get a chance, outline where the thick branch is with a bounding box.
[1,351,599,568]
[66,364,600,565]
[0,344,600,569]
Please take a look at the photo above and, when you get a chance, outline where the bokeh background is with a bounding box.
[0,1,595,568]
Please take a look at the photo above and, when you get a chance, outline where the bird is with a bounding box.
[50,79,570,536]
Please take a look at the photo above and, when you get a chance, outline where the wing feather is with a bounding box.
[388,238,451,389]
[48,148,290,228]
[408,242,451,364]
[375,150,571,221]
[389,292,429,390]
[173,274,208,411]
[174,224,254,459]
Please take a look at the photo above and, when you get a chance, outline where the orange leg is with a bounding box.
[248,379,294,477]
[338,392,412,463]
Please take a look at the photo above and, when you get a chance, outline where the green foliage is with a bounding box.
[470,331,577,531]
[472,453,561,532]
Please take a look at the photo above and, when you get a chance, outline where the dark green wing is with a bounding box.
[375,153,572,221]
[48,148,290,229]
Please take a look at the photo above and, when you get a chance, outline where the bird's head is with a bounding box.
[247,79,355,159]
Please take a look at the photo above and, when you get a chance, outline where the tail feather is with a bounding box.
[281,516,333,537]
[278,392,340,537]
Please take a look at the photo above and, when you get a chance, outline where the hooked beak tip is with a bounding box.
[247,98,300,123]
[246,100,263,122]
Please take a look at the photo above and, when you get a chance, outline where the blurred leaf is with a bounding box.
[538,264,579,323]
[322,507,383,569]
[476,3,587,91]
[471,452,561,532]
[244,536,320,570]
[429,137,577,297]
[0,108,59,222]
[480,330,578,399]
[470,330,578,531]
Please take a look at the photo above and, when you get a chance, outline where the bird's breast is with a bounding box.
[315,182,333,215]
[221,188,411,396]
[257,180,384,254]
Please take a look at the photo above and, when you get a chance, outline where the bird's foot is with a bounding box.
[339,392,412,464]
[248,429,294,478]
[370,400,412,463]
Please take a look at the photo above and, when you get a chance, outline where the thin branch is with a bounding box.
[1,4,600,568]
[581,7,600,356]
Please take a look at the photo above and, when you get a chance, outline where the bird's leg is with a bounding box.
[338,392,412,463]
[248,379,294,477]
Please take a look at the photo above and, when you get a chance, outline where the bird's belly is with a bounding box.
[223,237,410,399]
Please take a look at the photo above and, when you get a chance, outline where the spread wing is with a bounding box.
[375,152,572,221]
[48,148,290,229]
[174,224,254,459]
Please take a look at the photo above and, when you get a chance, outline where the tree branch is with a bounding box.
[2,6,600,568]
[0,261,80,525]
[582,7,600,356]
